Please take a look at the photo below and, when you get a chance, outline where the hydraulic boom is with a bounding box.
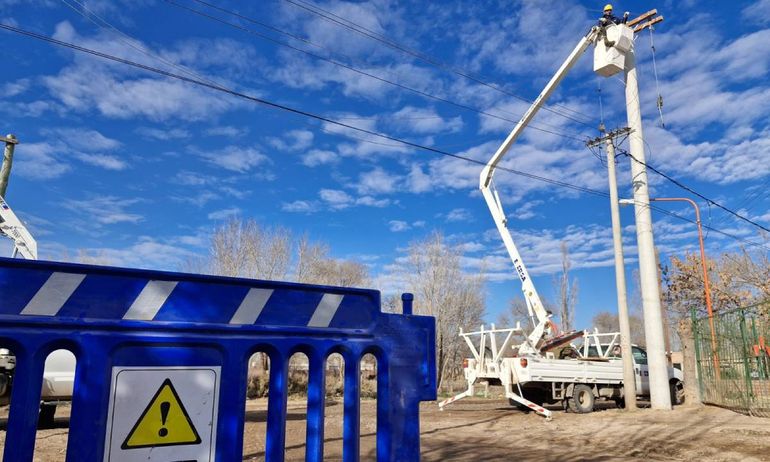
[479,26,602,354]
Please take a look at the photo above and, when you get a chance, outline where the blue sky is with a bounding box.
[1,0,769,328]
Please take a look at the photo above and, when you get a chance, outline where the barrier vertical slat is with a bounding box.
[66,345,110,462]
[3,346,45,462]
[389,366,421,462]
[342,353,360,462]
[375,354,390,462]
[305,350,325,462]
[216,346,250,461]
[265,350,289,462]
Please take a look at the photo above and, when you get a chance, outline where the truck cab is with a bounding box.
[585,344,684,401]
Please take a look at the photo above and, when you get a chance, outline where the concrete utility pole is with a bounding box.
[624,45,672,410]
[587,126,637,410]
[0,134,18,198]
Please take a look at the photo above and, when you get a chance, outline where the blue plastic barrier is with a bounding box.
[0,257,436,461]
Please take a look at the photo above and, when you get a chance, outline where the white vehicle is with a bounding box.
[0,193,75,426]
[440,327,684,418]
[440,21,682,418]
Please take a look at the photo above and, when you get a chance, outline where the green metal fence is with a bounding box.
[693,301,770,417]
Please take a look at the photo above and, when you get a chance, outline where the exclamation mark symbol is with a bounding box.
[158,401,170,437]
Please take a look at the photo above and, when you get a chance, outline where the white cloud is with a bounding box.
[387,219,425,232]
[446,208,473,222]
[282,200,319,213]
[269,129,314,151]
[388,106,463,134]
[356,168,400,195]
[72,152,128,170]
[457,1,590,77]
[319,189,353,209]
[318,189,391,210]
[406,163,432,193]
[302,149,338,167]
[45,128,121,152]
[173,191,220,207]
[1,78,29,97]
[42,22,242,122]
[172,171,210,186]
[200,146,270,173]
[63,196,143,225]
[68,236,199,271]
[515,200,543,220]
[644,126,770,184]
[136,127,190,140]
[204,126,249,138]
[207,207,241,221]
[742,0,770,26]
[356,196,391,207]
[388,220,410,232]
[13,142,70,180]
[161,37,261,79]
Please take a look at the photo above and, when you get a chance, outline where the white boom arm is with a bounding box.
[0,195,37,260]
[480,27,600,352]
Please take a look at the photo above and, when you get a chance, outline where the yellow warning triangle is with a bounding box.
[121,378,202,449]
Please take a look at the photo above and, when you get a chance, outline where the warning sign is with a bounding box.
[121,378,201,449]
[104,367,220,462]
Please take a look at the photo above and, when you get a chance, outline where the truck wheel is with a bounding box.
[38,403,56,428]
[568,384,595,413]
[670,380,685,405]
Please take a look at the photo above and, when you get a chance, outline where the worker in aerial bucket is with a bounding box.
[598,4,629,26]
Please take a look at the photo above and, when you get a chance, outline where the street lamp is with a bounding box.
[620,197,720,378]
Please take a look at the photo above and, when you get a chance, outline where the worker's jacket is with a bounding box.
[598,13,624,26]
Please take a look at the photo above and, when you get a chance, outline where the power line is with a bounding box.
[4,22,767,253]
[618,150,770,234]
[0,23,591,189]
[280,0,598,128]
[59,0,220,88]
[165,0,590,143]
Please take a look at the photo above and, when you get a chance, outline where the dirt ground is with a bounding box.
[2,398,770,461]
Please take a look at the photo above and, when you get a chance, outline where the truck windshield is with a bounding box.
[632,346,648,365]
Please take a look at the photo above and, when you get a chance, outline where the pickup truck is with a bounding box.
[0,348,76,426]
[458,330,685,414]
[496,344,684,412]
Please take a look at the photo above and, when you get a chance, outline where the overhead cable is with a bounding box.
[165,0,590,143]
[619,151,770,234]
[280,0,597,128]
[4,22,767,252]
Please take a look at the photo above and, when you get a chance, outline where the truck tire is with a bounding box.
[567,384,595,413]
[670,380,685,405]
[38,403,57,429]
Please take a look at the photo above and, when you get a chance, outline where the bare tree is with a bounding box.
[496,297,532,329]
[188,217,370,288]
[198,217,292,280]
[554,241,578,331]
[591,310,646,345]
[404,232,485,390]
[721,243,770,303]
[294,234,369,287]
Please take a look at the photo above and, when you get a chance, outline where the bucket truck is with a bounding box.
[439,21,683,418]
